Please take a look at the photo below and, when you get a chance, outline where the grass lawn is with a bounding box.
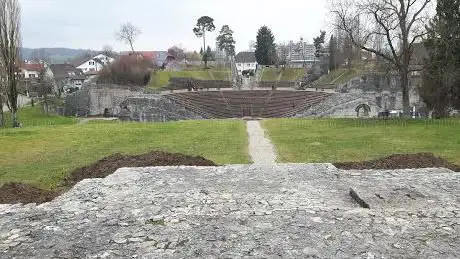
[0,118,249,189]
[261,68,304,82]
[314,68,362,85]
[2,106,76,128]
[263,118,460,164]
[149,69,231,89]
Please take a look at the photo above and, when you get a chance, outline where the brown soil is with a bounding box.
[64,151,217,185]
[0,151,217,205]
[334,153,460,172]
[0,183,57,205]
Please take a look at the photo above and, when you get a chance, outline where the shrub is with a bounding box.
[98,55,156,86]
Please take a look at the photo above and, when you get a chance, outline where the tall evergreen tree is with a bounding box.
[255,26,277,65]
[313,31,326,57]
[193,16,215,67]
[329,35,338,71]
[204,46,214,62]
[313,31,328,74]
[216,25,236,58]
[421,0,460,117]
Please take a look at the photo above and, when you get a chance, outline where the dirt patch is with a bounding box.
[0,183,57,205]
[0,151,217,205]
[64,151,217,185]
[334,153,460,172]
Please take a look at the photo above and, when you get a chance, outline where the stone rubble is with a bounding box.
[0,164,459,258]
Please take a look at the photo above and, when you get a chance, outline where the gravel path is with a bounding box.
[246,120,277,165]
[1,165,459,258]
[78,117,119,125]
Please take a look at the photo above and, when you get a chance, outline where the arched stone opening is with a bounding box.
[355,104,371,118]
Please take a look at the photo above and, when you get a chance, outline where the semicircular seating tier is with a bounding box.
[165,90,333,118]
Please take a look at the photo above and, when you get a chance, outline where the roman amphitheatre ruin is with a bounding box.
[2,71,460,257]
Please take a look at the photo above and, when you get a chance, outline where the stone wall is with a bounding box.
[297,72,425,118]
[64,84,143,116]
[297,93,384,118]
[337,73,423,110]
[118,95,203,122]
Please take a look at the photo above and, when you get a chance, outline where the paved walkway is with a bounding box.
[246,120,277,165]
[1,165,459,258]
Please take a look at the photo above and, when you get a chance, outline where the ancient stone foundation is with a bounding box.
[119,95,203,122]
[1,165,459,258]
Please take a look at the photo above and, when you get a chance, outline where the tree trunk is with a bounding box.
[130,40,135,53]
[400,70,411,117]
[12,109,19,128]
[203,32,207,68]
[0,110,4,127]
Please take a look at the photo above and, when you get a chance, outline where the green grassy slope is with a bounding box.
[0,110,249,189]
[261,68,305,82]
[264,118,460,164]
[313,68,362,85]
[149,69,231,89]
[2,106,76,128]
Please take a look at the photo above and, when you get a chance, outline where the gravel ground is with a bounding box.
[246,120,277,165]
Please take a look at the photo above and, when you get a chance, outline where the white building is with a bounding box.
[21,63,44,80]
[235,52,258,75]
[76,54,114,74]
[277,41,317,68]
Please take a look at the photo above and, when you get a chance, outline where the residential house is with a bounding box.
[119,51,172,67]
[21,63,44,80]
[47,64,86,94]
[75,54,114,74]
[235,52,258,75]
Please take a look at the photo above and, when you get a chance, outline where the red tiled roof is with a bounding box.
[120,51,155,60]
[22,63,44,71]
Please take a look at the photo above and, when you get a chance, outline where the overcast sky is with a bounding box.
[20,0,330,52]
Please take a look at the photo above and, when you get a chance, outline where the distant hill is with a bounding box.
[21,48,99,64]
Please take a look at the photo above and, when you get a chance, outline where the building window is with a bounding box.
[30,74,36,78]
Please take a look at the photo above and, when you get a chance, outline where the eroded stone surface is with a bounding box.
[1,164,459,258]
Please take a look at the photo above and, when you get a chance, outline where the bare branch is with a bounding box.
[0,0,21,126]
[329,0,433,115]
[116,22,141,53]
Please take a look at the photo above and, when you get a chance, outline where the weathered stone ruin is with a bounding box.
[64,84,143,116]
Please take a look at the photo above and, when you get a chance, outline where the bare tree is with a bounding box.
[330,0,433,115]
[0,62,5,127]
[116,22,141,53]
[168,46,186,61]
[102,44,116,58]
[0,0,21,127]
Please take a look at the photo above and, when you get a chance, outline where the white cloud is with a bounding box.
[19,0,329,52]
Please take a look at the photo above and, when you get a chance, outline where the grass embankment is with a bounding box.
[313,68,362,86]
[261,68,305,82]
[263,118,460,164]
[148,68,231,89]
[0,110,249,189]
[2,106,76,128]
